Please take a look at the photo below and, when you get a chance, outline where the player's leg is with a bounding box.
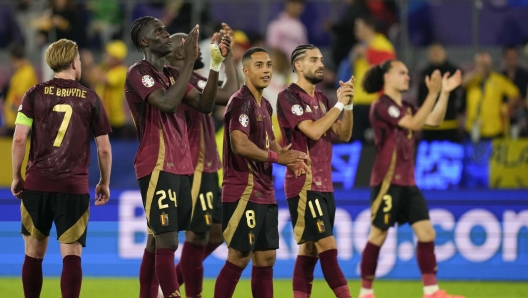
[20,190,53,298]
[139,232,159,298]
[214,247,251,298]
[407,187,465,298]
[203,174,224,258]
[359,185,399,298]
[250,204,279,298]
[53,192,90,298]
[293,242,318,298]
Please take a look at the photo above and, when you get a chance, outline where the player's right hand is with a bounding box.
[95,183,110,206]
[287,161,311,177]
[425,69,442,94]
[183,24,200,61]
[337,84,354,105]
[278,144,307,165]
[11,178,24,200]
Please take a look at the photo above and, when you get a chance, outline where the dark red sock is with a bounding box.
[360,241,381,289]
[61,255,82,298]
[213,261,243,298]
[203,241,222,260]
[22,255,43,298]
[319,249,351,298]
[175,262,184,287]
[139,249,159,298]
[251,266,273,298]
[156,248,180,298]
[417,241,437,286]
[180,241,206,298]
[292,255,318,298]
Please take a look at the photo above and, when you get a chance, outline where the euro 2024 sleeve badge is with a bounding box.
[142,75,155,88]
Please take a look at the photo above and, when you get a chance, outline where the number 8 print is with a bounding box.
[246,210,256,228]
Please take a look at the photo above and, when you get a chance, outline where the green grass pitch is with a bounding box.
[1,278,527,297]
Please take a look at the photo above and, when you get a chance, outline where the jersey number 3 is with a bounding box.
[52,104,73,147]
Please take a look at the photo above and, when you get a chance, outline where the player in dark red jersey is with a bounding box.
[359,60,463,298]
[11,38,112,298]
[164,23,239,298]
[276,44,354,298]
[213,47,307,298]
[125,16,230,298]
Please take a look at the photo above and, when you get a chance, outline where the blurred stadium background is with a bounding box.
[0,0,527,297]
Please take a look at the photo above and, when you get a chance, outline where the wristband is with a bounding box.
[267,150,279,163]
[334,102,345,111]
[344,103,353,110]
[210,43,225,72]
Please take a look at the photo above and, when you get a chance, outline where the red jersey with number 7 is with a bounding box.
[17,78,112,194]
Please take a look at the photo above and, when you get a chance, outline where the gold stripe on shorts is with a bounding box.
[145,169,161,225]
[20,202,46,239]
[293,150,313,243]
[371,147,397,221]
[223,165,254,246]
[58,208,89,244]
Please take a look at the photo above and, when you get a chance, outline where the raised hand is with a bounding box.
[425,69,442,94]
[215,29,231,57]
[183,25,200,61]
[442,70,462,93]
[222,22,236,50]
[338,76,355,104]
[337,81,354,105]
[278,144,307,165]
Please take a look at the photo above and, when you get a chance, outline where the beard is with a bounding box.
[305,70,323,85]
[193,58,205,70]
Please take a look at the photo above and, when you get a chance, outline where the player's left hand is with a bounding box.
[338,76,355,104]
[11,177,24,200]
[221,22,235,50]
[442,70,462,93]
[215,29,231,58]
[287,161,311,178]
[95,183,110,206]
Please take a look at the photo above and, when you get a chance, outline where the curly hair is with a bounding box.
[362,60,395,94]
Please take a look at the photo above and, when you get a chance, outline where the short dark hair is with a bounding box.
[130,16,156,52]
[8,43,25,60]
[502,45,519,55]
[362,60,395,94]
[290,44,317,73]
[242,47,268,63]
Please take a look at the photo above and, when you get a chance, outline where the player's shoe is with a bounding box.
[358,294,376,298]
[424,290,465,298]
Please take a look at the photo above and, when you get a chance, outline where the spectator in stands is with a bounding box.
[418,43,463,142]
[501,46,528,137]
[1,43,38,136]
[86,0,123,48]
[325,0,371,71]
[0,3,24,49]
[266,0,308,58]
[84,40,129,138]
[365,0,399,36]
[462,52,521,142]
[349,16,396,142]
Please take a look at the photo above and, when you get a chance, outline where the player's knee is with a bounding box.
[186,231,208,244]
[145,234,156,252]
[300,241,319,257]
[368,226,388,246]
[418,226,436,242]
[155,232,179,250]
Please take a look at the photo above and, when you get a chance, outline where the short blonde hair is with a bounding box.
[45,39,79,73]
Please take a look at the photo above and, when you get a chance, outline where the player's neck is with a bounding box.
[54,70,76,81]
[295,78,316,97]
[143,53,166,72]
[245,83,263,106]
[384,88,403,105]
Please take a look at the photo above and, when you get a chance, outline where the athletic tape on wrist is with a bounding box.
[344,103,353,110]
[334,102,345,111]
[210,43,225,72]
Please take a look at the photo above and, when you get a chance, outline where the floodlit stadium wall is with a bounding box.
[1,188,527,280]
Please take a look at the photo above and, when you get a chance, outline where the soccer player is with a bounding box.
[359,60,463,298]
[276,44,354,298]
[11,38,112,298]
[213,47,308,298]
[164,23,239,298]
[125,17,229,298]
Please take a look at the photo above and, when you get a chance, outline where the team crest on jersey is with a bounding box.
[256,113,263,122]
[169,77,175,86]
[248,231,255,245]
[142,75,155,87]
[388,105,401,118]
[292,104,304,116]
[319,101,327,114]
[305,105,312,113]
[239,114,249,127]
[316,219,326,233]
[197,80,206,90]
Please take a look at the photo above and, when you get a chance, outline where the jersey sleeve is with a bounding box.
[127,65,166,102]
[16,86,37,121]
[227,96,251,136]
[91,94,113,137]
[277,89,313,129]
[373,100,407,127]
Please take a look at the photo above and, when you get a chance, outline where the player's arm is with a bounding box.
[215,23,241,106]
[94,134,111,206]
[230,130,306,165]
[331,78,355,141]
[11,123,31,199]
[147,26,201,114]
[297,81,354,141]
[184,29,232,112]
[425,70,462,126]
[398,70,442,131]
